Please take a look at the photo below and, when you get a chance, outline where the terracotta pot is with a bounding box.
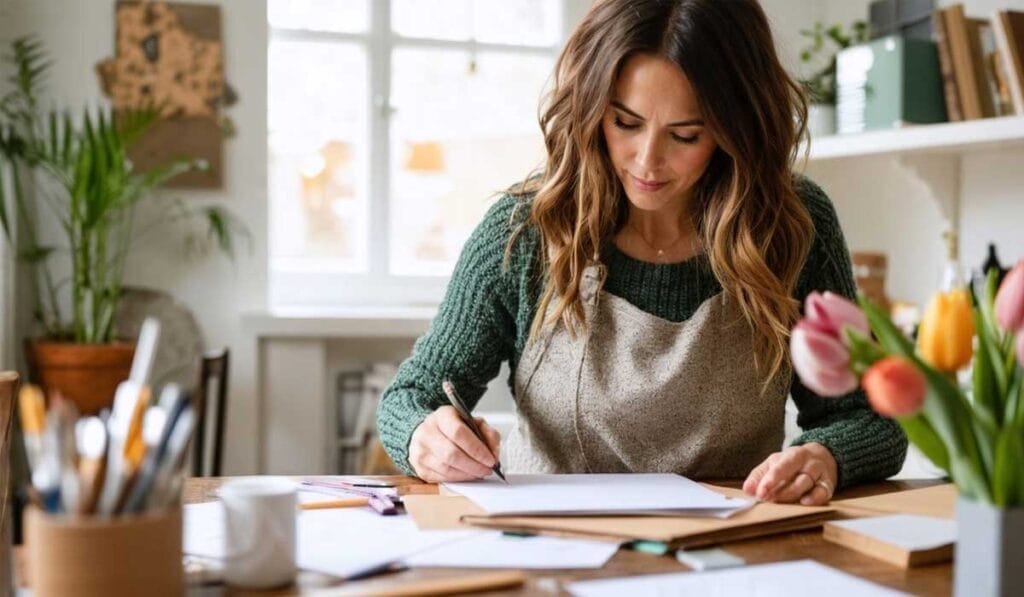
[24,340,135,414]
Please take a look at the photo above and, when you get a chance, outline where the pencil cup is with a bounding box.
[220,476,297,589]
[24,507,183,597]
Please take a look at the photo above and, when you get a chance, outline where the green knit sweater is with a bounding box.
[377,178,908,488]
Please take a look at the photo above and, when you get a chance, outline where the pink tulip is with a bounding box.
[995,260,1024,333]
[791,320,859,397]
[862,356,927,418]
[1017,331,1024,370]
[804,291,871,341]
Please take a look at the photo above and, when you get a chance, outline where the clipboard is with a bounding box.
[405,484,836,549]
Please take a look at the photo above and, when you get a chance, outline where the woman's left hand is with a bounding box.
[742,442,838,506]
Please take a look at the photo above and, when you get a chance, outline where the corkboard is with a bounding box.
[96,1,226,188]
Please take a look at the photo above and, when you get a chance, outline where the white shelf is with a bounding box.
[243,306,435,338]
[805,115,1024,161]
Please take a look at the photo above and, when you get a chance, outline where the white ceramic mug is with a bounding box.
[219,477,297,589]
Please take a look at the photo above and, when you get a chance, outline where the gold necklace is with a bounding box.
[627,220,693,262]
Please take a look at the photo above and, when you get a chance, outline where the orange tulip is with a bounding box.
[916,289,975,372]
[863,356,927,418]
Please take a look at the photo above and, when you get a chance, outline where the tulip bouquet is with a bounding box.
[791,261,1024,506]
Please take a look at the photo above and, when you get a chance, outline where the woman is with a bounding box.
[377,0,907,506]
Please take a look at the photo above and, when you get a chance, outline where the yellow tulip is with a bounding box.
[917,289,975,372]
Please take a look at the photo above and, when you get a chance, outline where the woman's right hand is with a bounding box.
[408,406,502,483]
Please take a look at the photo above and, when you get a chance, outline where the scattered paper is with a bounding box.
[566,559,908,596]
[443,474,752,517]
[828,514,957,550]
[405,532,620,569]
[297,508,476,578]
[184,499,476,579]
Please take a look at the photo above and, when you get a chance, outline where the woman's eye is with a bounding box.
[613,117,640,130]
[671,133,700,145]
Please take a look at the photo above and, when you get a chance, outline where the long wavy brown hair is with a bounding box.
[507,0,814,384]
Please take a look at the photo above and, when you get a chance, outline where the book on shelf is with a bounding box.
[968,17,1001,117]
[944,4,988,119]
[934,8,963,121]
[993,10,1024,115]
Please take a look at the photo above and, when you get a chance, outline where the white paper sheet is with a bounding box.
[404,533,620,569]
[828,514,957,550]
[184,498,476,579]
[443,473,752,517]
[296,508,476,578]
[566,559,908,596]
[183,490,359,559]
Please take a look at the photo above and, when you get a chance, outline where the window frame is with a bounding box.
[269,1,567,307]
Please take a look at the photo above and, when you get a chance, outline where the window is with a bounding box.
[268,1,562,305]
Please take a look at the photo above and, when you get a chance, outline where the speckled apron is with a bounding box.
[505,263,791,478]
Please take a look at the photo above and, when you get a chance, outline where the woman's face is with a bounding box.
[601,53,718,214]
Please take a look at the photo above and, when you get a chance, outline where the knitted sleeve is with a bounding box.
[376,195,524,475]
[789,178,909,490]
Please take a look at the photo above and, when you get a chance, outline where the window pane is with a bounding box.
[472,0,561,46]
[269,0,368,33]
[269,39,369,272]
[389,49,551,276]
[391,0,472,41]
[392,0,560,46]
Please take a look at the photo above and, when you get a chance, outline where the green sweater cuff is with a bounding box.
[376,397,432,477]
[791,412,908,491]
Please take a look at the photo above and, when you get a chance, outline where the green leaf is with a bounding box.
[972,304,1001,426]
[979,269,1009,397]
[898,414,950,474]
[992,425,1024,506]
[17,244,55,263]
[0,157,10,241]
[859,294,915,355]
[1008,369,1024,428]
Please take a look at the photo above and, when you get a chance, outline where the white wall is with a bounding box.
[0,0,268,473]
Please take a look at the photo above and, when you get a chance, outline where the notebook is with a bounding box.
[823,514,956,568]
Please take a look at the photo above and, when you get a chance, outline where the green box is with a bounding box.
[836,35,947,133]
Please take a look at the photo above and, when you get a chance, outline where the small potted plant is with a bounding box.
[0,37,244,413]
[798,21,869,138]
[791,261,1024,596]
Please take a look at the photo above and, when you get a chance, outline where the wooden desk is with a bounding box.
[17,477,951,595]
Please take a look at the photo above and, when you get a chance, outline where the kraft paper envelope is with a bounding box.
[832,483,956,520]
[405,484,836,549]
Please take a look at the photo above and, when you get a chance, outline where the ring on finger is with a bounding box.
[814,478,833,497]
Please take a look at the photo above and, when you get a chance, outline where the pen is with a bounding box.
[441,380,508,484]
[18,384,46,471]
[76,416,108,514]
[300,497,370,510]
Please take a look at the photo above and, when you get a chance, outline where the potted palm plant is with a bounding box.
[0,37,243,413]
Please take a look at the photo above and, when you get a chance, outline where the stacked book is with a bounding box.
[935,4,1024,120]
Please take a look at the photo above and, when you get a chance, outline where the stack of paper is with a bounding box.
[408,476,835,549]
